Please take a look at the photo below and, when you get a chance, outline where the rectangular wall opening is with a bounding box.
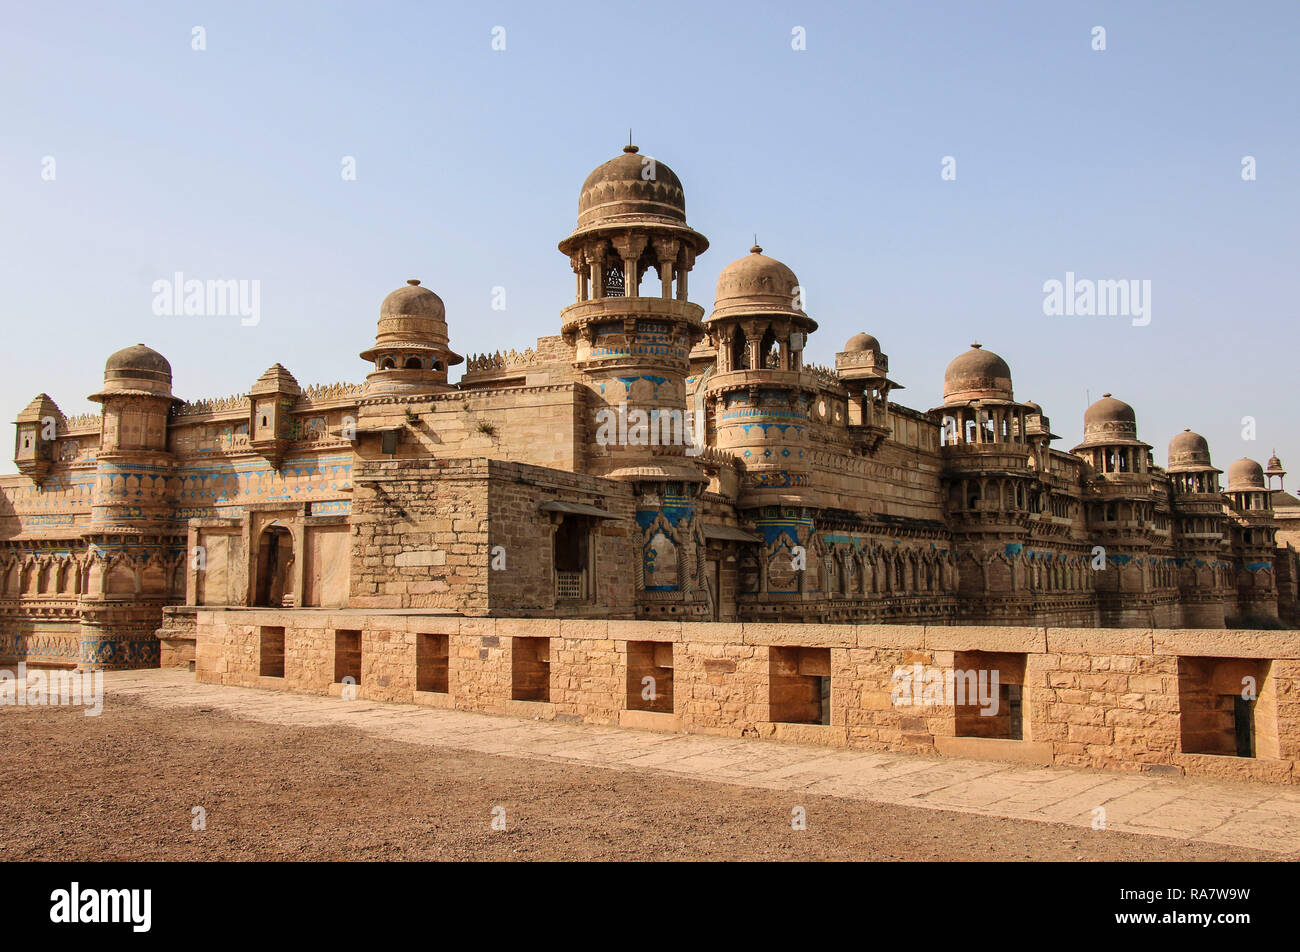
[417,633,449,693]
[626,641,674,713]
[769,646,831,724]
[333,629,361,685]
[511,636,551,702]
[1178,657,1271,758]
[953,651,1025,739]
[259,626,285,678]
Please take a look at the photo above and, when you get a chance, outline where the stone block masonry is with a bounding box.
[194,611,1300,784]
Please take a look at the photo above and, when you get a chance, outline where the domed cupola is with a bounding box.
[1072,393,1152,474]
[360,279,462,396]
[703,245,823,507]
[1266,451,1287,491]
[708,245,817,371]
[1166,428,1221,494]
[1227,457,1273,515]
[932,345,1033,450]
[836,330,902,446]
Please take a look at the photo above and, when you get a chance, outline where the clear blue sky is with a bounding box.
[2,0,1296,476]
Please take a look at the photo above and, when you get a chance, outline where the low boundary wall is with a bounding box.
[193,610,1300,784]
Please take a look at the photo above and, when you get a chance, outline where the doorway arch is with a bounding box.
[254,523,296,607]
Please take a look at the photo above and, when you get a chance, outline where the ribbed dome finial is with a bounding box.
[407,279,420,286]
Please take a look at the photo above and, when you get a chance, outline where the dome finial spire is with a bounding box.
[750,234,762,255]
[623,129,638,154]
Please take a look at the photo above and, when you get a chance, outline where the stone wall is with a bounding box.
[194,610,1300,784]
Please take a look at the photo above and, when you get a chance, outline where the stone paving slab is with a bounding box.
[97,670,1300,854]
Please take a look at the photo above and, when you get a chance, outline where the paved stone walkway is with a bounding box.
[103,669,1300,853]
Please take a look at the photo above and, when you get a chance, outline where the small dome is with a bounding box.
[95,343,173,400]
[843,332,881,353]
[1227,457,1266,491]
[380,279,445,321]
[1167,428,1213,470]
[1023,400,1042,412]
[360,279,461,373]
[709,246,810,323]
[943,344,1012,402]
[1266,452,1285,473]
[576,145,686,231]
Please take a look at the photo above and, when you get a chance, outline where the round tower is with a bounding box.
[558,145,709,482]
[705,245,820,508]
[83,344,183,668]
[360,279,462,396]
[1073,394,1163,625]
[1166,429,1229,626]
[88,344,179,529]
[931,345,1049,616]
[1226,457,1279,623]
[557,145,712,617]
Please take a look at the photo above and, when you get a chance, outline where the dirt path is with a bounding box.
[0,695,1280,862]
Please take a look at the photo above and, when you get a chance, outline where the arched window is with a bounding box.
[380,357,396,370]
[730,327,748,371]
[760,327,780,370]
[404,356,423,370]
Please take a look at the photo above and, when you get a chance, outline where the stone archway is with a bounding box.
[254,524,296,607]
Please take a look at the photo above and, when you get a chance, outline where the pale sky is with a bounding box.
[2,0,1296,476]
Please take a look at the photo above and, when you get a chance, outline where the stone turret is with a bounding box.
[249,363,301,469]
[81,344,183,668]
[557,144,712,617]
[1166,429,1229,626]
[705,245,820,508]
[360,279,462,397]
[13,393,62,485]
[835,332,902,455]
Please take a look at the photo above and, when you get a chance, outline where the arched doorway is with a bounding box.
[254,524,296,607]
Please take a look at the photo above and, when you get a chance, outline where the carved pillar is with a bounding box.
[653,237,680,301]
[612,234,648,299]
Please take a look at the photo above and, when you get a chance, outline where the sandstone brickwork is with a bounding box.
[192,611,1300,783]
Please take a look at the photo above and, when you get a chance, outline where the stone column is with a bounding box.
[587,244,606,299]
[612,235,648,299]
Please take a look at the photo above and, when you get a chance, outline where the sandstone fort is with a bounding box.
[4,145,1299,783]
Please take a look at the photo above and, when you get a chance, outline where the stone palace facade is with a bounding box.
[3,144,1298,671]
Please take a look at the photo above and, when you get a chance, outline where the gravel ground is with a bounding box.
[0,694,1280,862]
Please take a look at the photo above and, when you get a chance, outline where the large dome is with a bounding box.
[943,344,1012,402]
[576,145,686,231]
[1227,457,1265,491]
[94,343,173,399]
[106,343,171,379]
[1084,394,1135,428]
[709,245,812,324]
[1167,428,1214,471]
